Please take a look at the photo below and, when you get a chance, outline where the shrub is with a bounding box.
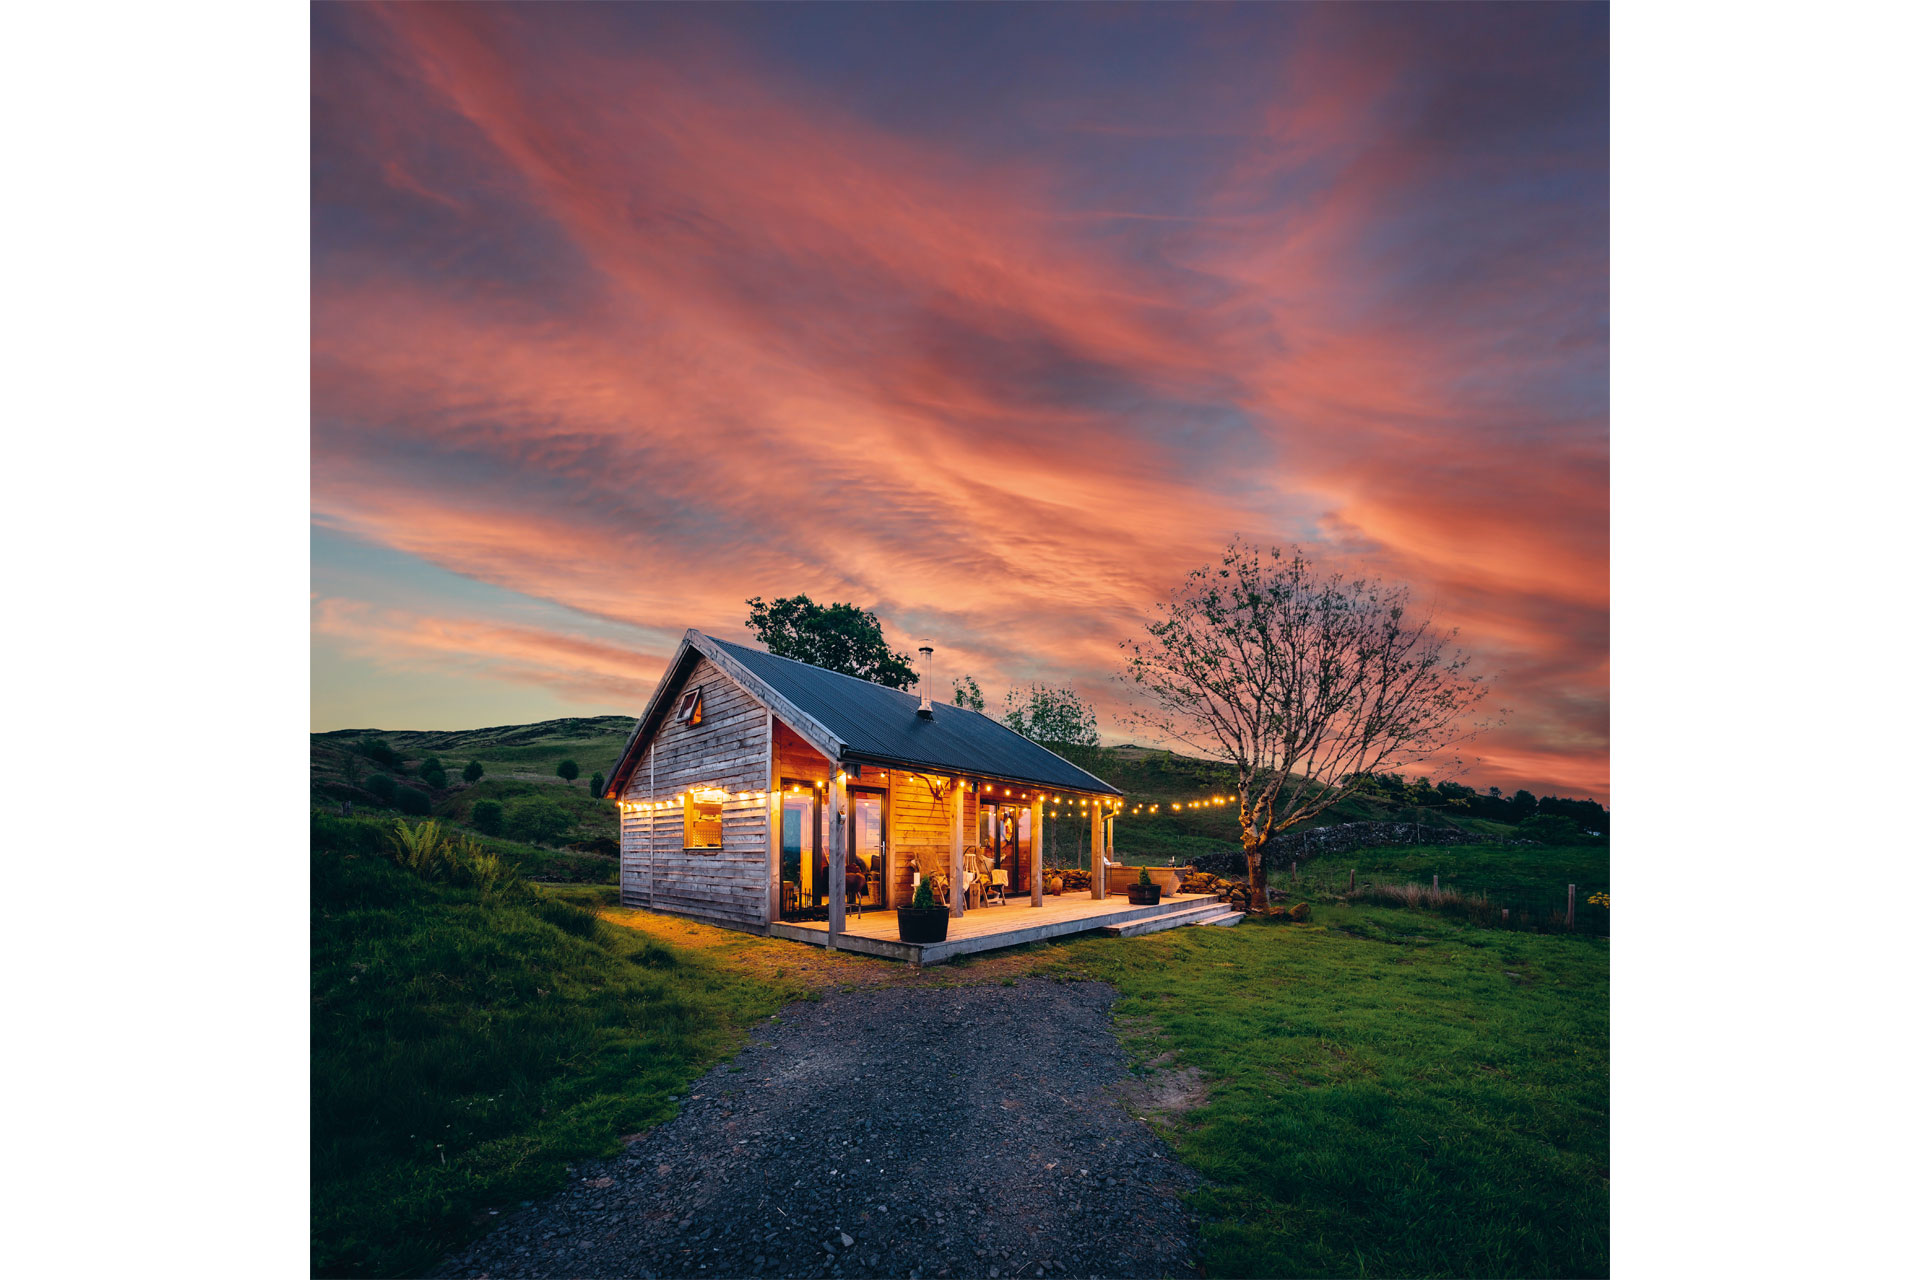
[556,759,580,784]
[356,738,404,770]
[1518,814,1584,843]
[588,771,605,799]
[390,819,451,878]
[366,774,398,804]
[470,799,504,836]
[386,820,527,897]
[394,786,432,816]
[463,760,484,783]
[421,764,448,790]
[505,796,571,845]
[912,876,939,910]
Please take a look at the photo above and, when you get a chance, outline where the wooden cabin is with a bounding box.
[601,629,1147,955]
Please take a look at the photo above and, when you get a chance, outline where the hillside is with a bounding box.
[310,715,1588,882]
[311,717,634,881]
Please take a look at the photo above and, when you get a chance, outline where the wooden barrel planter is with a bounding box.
[896,906,950,944]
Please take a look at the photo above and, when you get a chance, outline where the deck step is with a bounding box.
[1095,902,1238,938]
[1198,911,1245,927]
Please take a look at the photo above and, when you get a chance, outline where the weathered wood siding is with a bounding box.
[618,656,772,927]
[884,771,974,906]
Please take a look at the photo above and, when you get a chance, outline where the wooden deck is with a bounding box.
[766,889,1223,965]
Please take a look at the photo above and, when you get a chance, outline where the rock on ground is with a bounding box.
[438,977,1199,1280]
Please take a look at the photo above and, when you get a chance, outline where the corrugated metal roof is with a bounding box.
[707,635,1122,796]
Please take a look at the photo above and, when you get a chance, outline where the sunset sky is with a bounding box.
[311,2,1608,802]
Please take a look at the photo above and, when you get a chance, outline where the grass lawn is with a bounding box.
[310,850,811,1277]
[316,831,1607,1278]
[1046,906,1609,1278]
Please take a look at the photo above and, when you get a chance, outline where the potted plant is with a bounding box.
[897,874,950,944]
[1126,866,1161,906]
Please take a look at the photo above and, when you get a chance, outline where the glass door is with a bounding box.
[779,779,820,918]
[850,788,887,909]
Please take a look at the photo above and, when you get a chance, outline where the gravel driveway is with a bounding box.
[439,977,1199,1280]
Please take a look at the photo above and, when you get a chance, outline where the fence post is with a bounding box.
[1433,874,1439,894]
[1567,883,1576,929]
[1292,860,1298,881]
[1349,868,1355,893]
[1501,907,1509,924]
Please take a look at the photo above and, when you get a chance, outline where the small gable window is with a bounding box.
[684,787,724,850]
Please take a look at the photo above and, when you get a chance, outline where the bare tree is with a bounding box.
[1122,541,1486,911]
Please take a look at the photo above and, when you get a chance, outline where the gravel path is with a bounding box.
[439,977,1199,1280]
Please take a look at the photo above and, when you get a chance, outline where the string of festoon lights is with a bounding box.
[1037,792,1241,820]
[612,780,1240,818]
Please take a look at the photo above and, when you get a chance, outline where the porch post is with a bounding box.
[949,778,966,918]
[1090,800,1105,899]
[1029,799,1043,906]
[827,769,848,948]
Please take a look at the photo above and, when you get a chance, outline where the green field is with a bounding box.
[1048,906,1608,1277]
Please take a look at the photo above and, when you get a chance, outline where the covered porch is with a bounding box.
[768,887,1234,965]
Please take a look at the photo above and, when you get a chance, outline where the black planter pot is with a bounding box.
[1127,884,1162,906]
[896,906,951,944]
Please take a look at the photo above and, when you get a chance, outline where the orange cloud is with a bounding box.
[312,4,1609,801]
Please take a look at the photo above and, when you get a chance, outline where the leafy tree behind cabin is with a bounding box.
[470,799,504,836]
[745,594,918,689]
[462,760,484,783]
[556,759,580,785]
[952,674,986,713]
[1003,682,1099,748]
